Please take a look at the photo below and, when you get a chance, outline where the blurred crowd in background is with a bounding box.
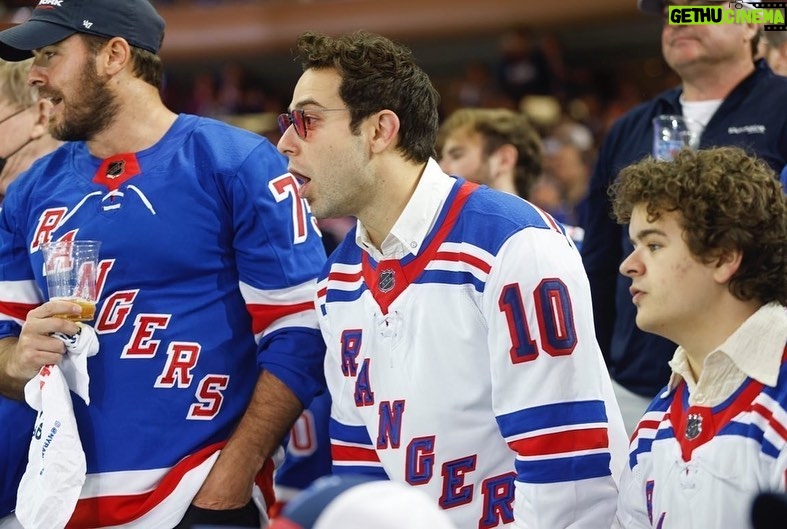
[0,0,684,226]
[171,24,680,229]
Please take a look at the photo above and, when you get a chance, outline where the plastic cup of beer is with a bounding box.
[40,240,101,322]
[652,115,702,161]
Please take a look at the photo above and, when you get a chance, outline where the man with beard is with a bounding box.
[0,1,327,528]
[581,0,787,435]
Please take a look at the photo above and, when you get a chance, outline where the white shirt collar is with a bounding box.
[666,303,787,398]
[354,158,455,261]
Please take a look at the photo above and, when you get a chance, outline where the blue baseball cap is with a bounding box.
[0,0,165,62]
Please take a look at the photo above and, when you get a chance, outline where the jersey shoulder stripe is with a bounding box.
[629,347,787,469]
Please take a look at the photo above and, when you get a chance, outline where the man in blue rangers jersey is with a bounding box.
[276,30,628,529]
[0,1,326,528]
[611,147,787,529]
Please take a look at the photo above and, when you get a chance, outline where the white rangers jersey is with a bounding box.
[317,166,628,528]
[617,346,787,529]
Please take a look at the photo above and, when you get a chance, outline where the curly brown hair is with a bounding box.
[610,146,787,305]
[295,31,440,164]
[436,108,543,198]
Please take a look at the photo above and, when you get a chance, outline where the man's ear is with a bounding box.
[713,248,743,285]
[493,143,518,175]
[29,98,52,140]
[368,110,400,154]
[100,36,133,76]
[744,22,760,51]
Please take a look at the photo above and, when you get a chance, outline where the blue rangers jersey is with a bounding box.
[317,169,628,529]
[0,114,326,528]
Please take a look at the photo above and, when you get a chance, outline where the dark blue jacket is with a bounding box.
[581,60,787,397]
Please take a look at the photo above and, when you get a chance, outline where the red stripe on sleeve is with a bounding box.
[433,251,492,274]
[331,444,381,463]
[327,271,363,283]
[0,300,38,321]
[508,427,609,457]
[631,419,662,441]
[246,301,315,334]
[752,402,787,443]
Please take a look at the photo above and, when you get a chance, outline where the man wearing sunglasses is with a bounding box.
[277,30,628,529]
[581,0,787,436]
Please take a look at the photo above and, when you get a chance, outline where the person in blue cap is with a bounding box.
[0,1,327,528]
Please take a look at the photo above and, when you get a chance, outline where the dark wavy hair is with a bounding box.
[610,146,787,305]
[295,30,440,163]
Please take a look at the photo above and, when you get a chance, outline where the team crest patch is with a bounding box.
[106,160,125,179]
[685,413,702,440]
[378,269,395,293]
[93,153,140,191]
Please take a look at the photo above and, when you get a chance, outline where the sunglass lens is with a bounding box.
[292,110,307,139]
[277,113,291,135]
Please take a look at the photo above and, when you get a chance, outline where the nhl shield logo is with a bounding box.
[378,269,395,293]
[685,413,703,440]
[106,160,125,179]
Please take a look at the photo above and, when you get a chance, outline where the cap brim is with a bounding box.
[0,20,76,61]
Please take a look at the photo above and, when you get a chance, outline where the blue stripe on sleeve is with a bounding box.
[497,400,608,438]
[417,270,486,292]
[326,288,366,304]
[329,418,374,446]
[332,465,389,478]
[516,453,612,484]
[629,436,655,470]
[0,320,21,339]
[720,421,780,458]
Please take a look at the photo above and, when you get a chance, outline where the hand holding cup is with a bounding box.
[40,240,101,322]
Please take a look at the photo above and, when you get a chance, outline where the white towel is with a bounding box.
[16,325,99,529]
